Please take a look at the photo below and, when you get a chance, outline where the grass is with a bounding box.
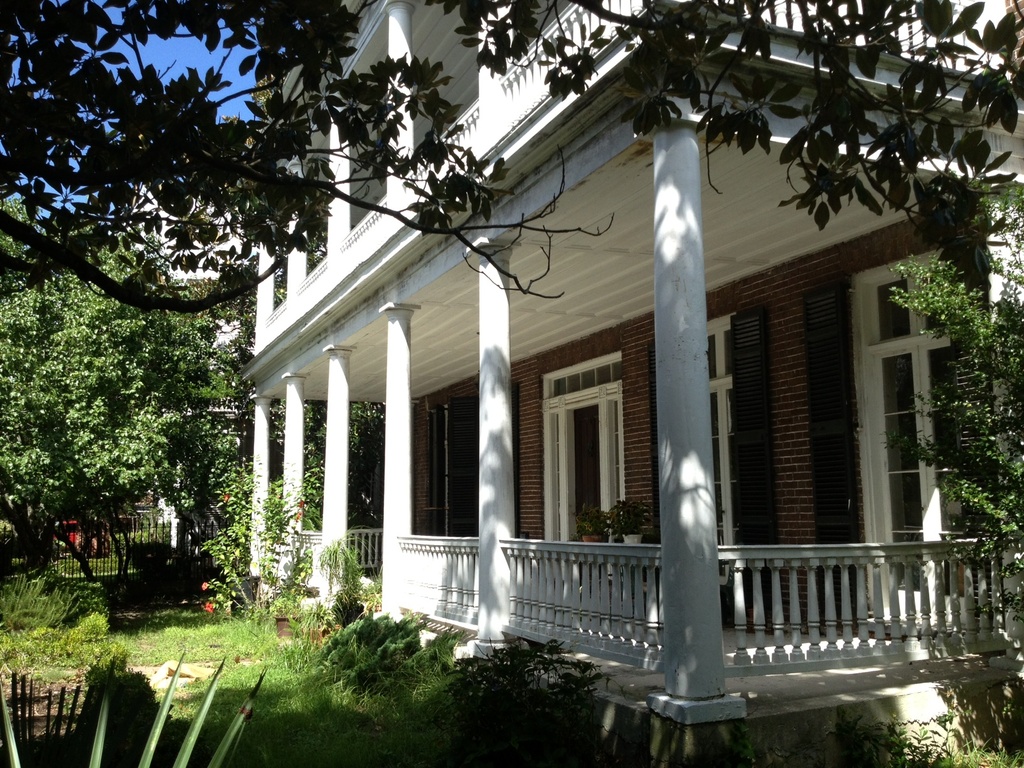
[111,607,279,666]
[108,607,459,767]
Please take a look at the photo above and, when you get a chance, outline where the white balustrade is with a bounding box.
[503,540,663,669]
[398,536,479,627]
[721,542,1010,672]
[346,528,383,570]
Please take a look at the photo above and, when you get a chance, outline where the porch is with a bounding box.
[396,537,1017,676]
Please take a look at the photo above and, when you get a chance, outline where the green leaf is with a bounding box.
[138,654,188,768]
[0,679,23,768]
[88,665,115,768]
[171,661,226,768]
[208,671,266,768]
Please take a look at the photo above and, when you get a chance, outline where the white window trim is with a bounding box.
[542,354,624,540]
[708,316,736,545]
[853,263,948,543]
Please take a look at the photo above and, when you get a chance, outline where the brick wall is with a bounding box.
[412,221,924,543]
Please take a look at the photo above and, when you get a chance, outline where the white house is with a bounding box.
[243,0,1024,727]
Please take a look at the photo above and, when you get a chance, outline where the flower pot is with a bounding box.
[275,616,293,638]
[581,534,604,543]
[623,533,643,544]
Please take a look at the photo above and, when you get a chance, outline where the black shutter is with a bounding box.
[448,396,479,536]
[804,285,857,543]
[512,383,522,536]
[648,346,660,513]
[731,308,775,544]
[427,406,447,511]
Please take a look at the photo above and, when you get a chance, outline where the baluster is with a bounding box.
[944,555,959,650]
[733,560,750,665]
[992,555,1005,636]
[598,556,611,638]
[771,560,786,656]
[571,553,584,633]
[886,559,903,653]
[962,558,977,645]
[646,558,662,648]
[921,557,934,651]
[824,562,840,657]
[789,563,804,661]
[631,556,645,646]
[905,558,920,650]
[509,548,524,626]
[583,553,597,634]
[807,563,821,659]
[840,560,853,653]
[530,553,543,630]
[752,562,769,663]
[871,559,884,650]
[609,553,624,640]
[856,560,870,652]
[978,560,992,641]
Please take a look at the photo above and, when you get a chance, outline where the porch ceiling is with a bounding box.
[291,138,899,403]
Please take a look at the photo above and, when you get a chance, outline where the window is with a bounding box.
[854,267,951,542]
[543,355,624,540]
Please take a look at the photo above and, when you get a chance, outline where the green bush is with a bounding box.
[0,574,72,631]
[444,641,603,768]
[320,615,456,693]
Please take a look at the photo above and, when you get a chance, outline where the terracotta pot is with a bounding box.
[275,616,293,638]
[581,534,604,543]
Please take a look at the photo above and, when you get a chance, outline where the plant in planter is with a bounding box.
[574,504,608,542]
[609,499,651,543]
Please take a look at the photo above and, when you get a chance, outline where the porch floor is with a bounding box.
[582,651,1024,766]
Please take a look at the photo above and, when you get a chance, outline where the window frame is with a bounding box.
[542,353,625,540]
[853,264,950,543]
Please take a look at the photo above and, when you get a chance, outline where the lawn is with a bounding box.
[4,593,1024,768]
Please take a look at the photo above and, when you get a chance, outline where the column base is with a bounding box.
[461,638,511,659]
[647,692,747,725]
[990,652,1024,674]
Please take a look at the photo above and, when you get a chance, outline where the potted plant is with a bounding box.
[575,504,608,542]
[609,499,651,544]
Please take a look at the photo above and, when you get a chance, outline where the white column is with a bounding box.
[477,248,515,645]
[328,124,351,251]
[252,395,273,576]
[386,0,414,208]
[380,303,418,616]
[646,120,745,724]
[253,396,272,509]
[255,250,275,352]
[323,346,353,546]
[282,374,306,506]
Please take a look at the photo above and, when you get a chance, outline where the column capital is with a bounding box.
[281,372,307,381]
[384,0,414,14]
[472,239,513,273]
[252,394,273,406]
[323,344,355,358]
[379,302,420,317]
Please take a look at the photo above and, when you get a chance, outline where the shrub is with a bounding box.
[444,641,603,768]
[320,615,456,693]
[0,574,72,631]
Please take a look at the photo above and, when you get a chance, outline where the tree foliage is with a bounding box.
[1,0,1023,310]
[0,210,242,569]
[892,195,1024,606]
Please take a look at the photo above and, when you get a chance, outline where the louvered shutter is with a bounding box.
[427,406,447,511]
[448,396,479,536]
[804,285,857,543]
[731,308,775,544]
